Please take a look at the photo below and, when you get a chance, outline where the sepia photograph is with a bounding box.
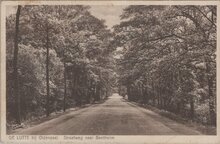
[1,0,220,144]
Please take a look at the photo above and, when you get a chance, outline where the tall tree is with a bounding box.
[13,5,21,124]
[45,23,50,116]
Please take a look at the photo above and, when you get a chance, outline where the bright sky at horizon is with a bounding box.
[90,5,126,29]
[6,5,126,29]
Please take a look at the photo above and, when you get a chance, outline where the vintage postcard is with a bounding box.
[1,0,220,144]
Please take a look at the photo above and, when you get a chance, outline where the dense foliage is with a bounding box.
[6,5,217,127]
[115,5,216,125]
[7,5,115,124]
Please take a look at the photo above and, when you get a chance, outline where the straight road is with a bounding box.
[14,94,201,135]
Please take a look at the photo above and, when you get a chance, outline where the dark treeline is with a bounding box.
[115,6,216,125]
[7,5,115,125]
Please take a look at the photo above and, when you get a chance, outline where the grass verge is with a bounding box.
[126,99,216,135]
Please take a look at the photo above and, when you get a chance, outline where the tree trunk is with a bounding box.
[92,81,96,102]
[13,5,21,124]
[70,70,75,103]
[189,96,195,120]
[63,62,67,112]
[158,88,162,108]
[105,87,108,98]
[206,62,216,125]
[156,86,159,107]
[74,69,80,106]
[46,26,50,117]
[140,84,144,104]
[208,76,216,125]
[127,84,131,101]
[85,79,91,104]
[95,83,101,101]
[152,82,156,106]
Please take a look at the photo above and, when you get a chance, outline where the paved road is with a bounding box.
[14,94,201,135]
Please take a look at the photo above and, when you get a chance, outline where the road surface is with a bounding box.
[14,94,201,135]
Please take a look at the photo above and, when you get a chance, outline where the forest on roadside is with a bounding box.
[116,5,216,126]
[7,5,116,126]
